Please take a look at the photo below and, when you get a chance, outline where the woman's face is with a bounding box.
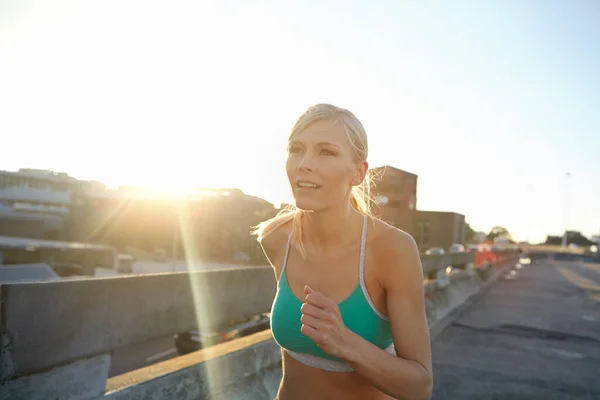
[286,119,366,212]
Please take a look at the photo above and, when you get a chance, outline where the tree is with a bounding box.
[487,226,512,243]
[464,222,476,243]
[545,231,594,247]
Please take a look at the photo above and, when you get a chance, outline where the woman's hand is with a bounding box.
[300,285,357,359]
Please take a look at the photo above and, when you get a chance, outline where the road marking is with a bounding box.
[145,348,177,363]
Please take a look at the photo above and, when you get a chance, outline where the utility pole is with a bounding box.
[561,172,571,247]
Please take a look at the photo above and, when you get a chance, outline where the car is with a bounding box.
[467,243,497,266]
[448,243,465,253]
[174,313,271,356]
[425,247,445,256]
[491,244,504,252]
[115,254,135,273]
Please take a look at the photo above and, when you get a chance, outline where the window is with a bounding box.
[416,219,430,246]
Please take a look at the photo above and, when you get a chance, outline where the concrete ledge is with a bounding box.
[423,280,438,294]
[429,259,516,342]
[105,330,280,400]
[106,330,274,392]
[0,263,59,283]
[421,253,475,279]
[448,270,473,282]
[1,267,276,377]
[474,263,493,281]
[0,354,110,400]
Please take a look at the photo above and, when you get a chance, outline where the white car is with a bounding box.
[115,254,135,273]
[425,247,445,256]
[449,244,465,253]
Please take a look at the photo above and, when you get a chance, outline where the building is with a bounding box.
[370,166,418,233]
[66,187,278,264]
[0,186,71,239]
[0,168,105,193]
[414,210,466,251]
[0,169,105,239]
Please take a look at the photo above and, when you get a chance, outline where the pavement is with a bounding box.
[103,261,257,377]
[109,335,177,377]
[431,260,600,399]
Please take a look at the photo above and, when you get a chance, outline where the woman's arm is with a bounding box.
[345,229,432,399]
[300,228,432,400]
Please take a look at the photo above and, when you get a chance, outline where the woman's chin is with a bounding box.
[293,199,319,212]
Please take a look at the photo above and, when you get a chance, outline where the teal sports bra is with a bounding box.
[270,215,395,372]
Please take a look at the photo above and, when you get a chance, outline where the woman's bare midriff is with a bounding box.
[276,352,395,400]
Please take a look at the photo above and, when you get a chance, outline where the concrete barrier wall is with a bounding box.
[0,263,59,283]
[105,331,281,400]
[104,257,517,400]
[418,252,474,280]
[425,269,482,331]
[0,267,276,399]
[0,251,512,400]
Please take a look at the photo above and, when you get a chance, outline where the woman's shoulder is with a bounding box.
[367,217,424,293]
[259,219,293,264]
[367,217,420,263]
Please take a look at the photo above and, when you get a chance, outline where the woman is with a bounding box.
[254,104,432,400]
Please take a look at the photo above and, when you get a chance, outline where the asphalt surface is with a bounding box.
[431,260,600,400]
[102,261,254,377]
[109,335,177,377]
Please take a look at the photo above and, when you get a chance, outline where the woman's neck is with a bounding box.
[301,203,364,253]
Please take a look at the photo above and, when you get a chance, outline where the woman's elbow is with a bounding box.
[418,369,434,400]
[398,368,433,400]
[422,374,433,400]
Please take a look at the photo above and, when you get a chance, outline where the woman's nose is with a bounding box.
[297,153,316,172]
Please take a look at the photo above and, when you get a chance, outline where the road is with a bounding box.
[99,260,259,377]
[109,335,178,377]
[431,260,600,399]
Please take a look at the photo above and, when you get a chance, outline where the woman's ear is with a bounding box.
[353,160,369,186]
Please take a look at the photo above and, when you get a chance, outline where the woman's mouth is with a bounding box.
[295,180,322,189]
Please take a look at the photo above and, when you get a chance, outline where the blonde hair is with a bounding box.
[253,103,377,255]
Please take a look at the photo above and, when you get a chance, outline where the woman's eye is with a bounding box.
[320,149,336,156]
[289,146,302,154]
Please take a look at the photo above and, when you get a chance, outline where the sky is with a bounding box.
[1,0,599,243]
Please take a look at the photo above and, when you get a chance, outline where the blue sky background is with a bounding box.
[1,0,598,243]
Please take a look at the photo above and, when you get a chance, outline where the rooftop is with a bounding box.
[370,165,418,177]
[0,235,115,251]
